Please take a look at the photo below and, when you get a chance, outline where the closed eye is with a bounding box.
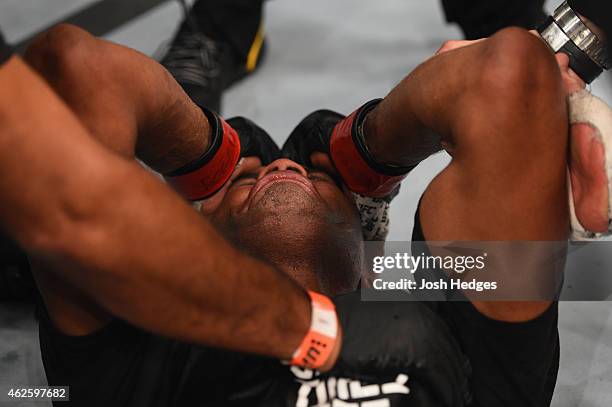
[231,172,259,188]
[307,170,343,189]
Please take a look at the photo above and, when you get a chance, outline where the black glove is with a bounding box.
[330,291,472,407]
[282,102,413,198]
[281,109,344,168]
[228,116,280,165]
[282,106,411,240]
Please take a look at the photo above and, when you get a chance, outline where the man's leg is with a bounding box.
[161,0,266,112]
[190,0,265,62]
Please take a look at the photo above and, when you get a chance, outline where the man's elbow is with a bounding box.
[19,171,122,265]
[22,200,102,264]
[476,27,563,102]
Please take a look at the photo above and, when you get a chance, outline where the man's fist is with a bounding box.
[227,116,281,166]
[282,103,414,199]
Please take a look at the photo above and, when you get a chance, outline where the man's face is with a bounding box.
[197,157,364,294]
[199,158,357,222]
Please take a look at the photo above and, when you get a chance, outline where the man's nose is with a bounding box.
[258,159,308,180]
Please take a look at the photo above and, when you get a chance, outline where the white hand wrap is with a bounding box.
[353,193,392,241]
[568,90,612,241]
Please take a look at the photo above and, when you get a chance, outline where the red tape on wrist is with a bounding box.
[330,109,407,198]
[165,119,241,201]
[290,291,338,370]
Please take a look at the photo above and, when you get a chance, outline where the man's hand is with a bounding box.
[281,109,416,241]
[281,107,414,199]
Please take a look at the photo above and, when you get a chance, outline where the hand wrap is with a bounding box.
[568,90,612,240]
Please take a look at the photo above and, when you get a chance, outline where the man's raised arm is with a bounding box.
[0,48,311,359]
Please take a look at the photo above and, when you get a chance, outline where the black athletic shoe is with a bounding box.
[161,8,266,113]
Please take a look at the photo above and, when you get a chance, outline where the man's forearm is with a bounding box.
[364,30,553,167]
[25,25,212,174]
[362,52,469,167]
[367,2,608,166]
[0,56,310,358]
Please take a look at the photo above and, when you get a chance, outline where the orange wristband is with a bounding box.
[290,291,338,370]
